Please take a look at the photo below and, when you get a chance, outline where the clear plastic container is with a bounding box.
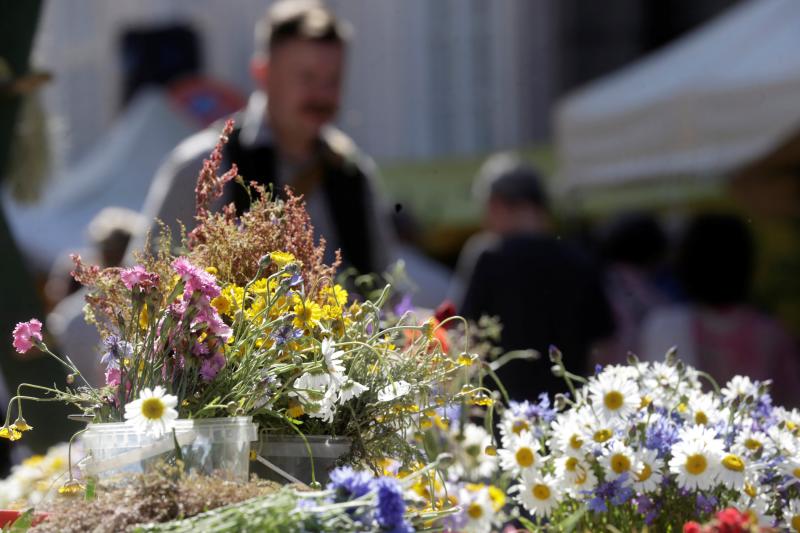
[80,417,257,482]
[252,435,351,486]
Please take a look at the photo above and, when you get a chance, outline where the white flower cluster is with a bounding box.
[0,444,70,508]
[441,357,800,531]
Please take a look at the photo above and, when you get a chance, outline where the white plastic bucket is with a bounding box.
[253,434,351,485]
[80,417,257,482]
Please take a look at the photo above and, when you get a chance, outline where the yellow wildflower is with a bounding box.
[287,400,304,418]
[138,303,149,330]
[205,266,218,276]
[250,278,269,294]
[11,416,33,432]
[57,479,84,496]
[270,251,296,268]
[0,425,22,441]
[324,284,349,306]
[293,297,322,330]
[211,294,232,316]
[222,284,245,314]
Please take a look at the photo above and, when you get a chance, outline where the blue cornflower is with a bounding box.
[695,492,717,516]
[645,416,680,458]
[100,335,133,369]
[393,294,414,317]
[327,466,374,501]
[635,495,658,525]
[270,324,303,346]
[372,477,412,532]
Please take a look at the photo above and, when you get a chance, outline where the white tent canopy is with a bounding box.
[556,0,800,194]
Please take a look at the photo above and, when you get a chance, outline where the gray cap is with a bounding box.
[473,152,548,209]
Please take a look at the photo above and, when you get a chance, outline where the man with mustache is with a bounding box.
[140,0,393,274]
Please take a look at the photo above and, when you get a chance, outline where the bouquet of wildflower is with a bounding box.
[4,120,485,483]
[413,347,800,532]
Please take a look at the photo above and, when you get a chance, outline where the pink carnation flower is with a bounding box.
[172,257,220,299]
[12,319,43,354]
[120,265,160,290]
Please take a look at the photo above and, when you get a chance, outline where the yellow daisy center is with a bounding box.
[610,453,631,474]
[532,484,551,501]
[791,515,800,532]
[604,391,624,411]
[685,453,708,476]
[515,447,535,468]
[636,463,652,482]
[512,420,530,435]
[744,438,762,451]
[793,467,800,479]
[565,457,579,472]
[694,411,708,425]
[744,483,757,498]
[593,429,612,443]
[721,454,745,472]
[467,503,484,520]
[569,434,583,449]
[141,397,166,420]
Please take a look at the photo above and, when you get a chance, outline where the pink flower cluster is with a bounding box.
[12,319,43,354]
[170,257,230,381]
[120,265,160,291]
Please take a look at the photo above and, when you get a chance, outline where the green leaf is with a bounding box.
[7,509,33,532]
[518,516,538,532]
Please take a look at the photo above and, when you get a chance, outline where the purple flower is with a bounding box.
[635,495,658,525]
[327,467,374,501]
[120,265,160,290]
[393,294,414,316]
[199,351,226,382]
[372,477,410,532]
[270,324,303,346]
[100,335,133,369]
[645,415,680,458]
[695,492,717,516]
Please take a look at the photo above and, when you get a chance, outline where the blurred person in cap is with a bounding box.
[453,153,615,401]
[137,0,394,275]
[640,214,800,405]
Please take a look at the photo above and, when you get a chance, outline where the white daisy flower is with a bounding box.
[337,379,369,403]
[498,431,541,476]
[668,426,724,491]
[123,386,179,438]
[457,485,499,533]
[686,392,727,427]
[783,498,800,532]
[291,371,332,404]
[733,427,775,459]
[633,448,663,493]
[721,375,760,403]
[377,380,412,402]
[779,454,800,483]
[717,452,751,491]
[512,471,561,518]
[554,455,597,496]
[589,372,641,422]
[579,416,623,451]
[449,424,498,481]
[321,338,346,382]
[598,440,640,484]
[549,411,587,457]
[499,410,533,448]
[596,364,639,383]
[642,361,681,404]
[767,425,798,457]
